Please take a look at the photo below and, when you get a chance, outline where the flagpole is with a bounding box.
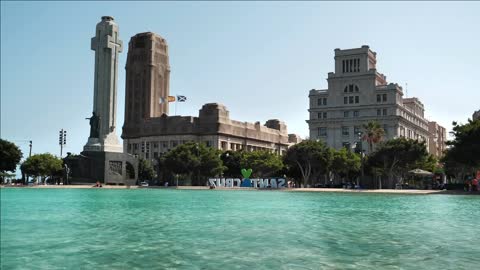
[175,100,177,116]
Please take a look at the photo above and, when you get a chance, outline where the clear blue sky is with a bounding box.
[2,1,479,165]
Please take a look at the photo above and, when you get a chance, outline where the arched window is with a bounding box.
[344,84,359,93]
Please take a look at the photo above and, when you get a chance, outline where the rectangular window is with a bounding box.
[153,142,159,149]
[343,60,345,73]
[342,126,349,136]
[323,98,327,106]
[354,111,359,117]
[221,141,227,150]
[383,108,387,115]
[153,152,159,158]
[344,111,349,118]
[323,112,327,119]
[128,144,132,151]
[206,141,212,147]
[162,141,168,148]
[377,94,381,102]
[134,144,138,150]
[355,96,359,103]
[317,98,322,106]
[344,97,348,104]
[354,126,361,135]
[349,96,354,104]
[318,127,327,137]
[377,109,381,116]
[382,94,387,102]
[318,112,322,119]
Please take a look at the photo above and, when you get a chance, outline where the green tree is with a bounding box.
[415,154,437,173]
[441,119,480,182]
[362,121,385,153]
[20,153,63,184]
[138,158,156,182]
[331,148,361,185]
[368,138,429,188]
[445,119,480,168]
[0,139,23,178]
[240,150,283,178]
[284,140,333,187]
[164,142,224,185]
[220,150,244,177]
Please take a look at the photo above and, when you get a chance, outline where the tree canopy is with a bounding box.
[138,158,156,181]
[368,137,429,188]
[284,140,333,187]
[220,150,243,177]
[362,121,385,153]
[0,139,23,173]
[20,153,63,180]
[240,150,284,178]
[331,147,361,182]
[164,142,224,185]
[442,119,480,181]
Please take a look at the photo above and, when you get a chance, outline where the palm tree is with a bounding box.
[361,121,385,153]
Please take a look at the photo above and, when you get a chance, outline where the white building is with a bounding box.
[307,46,431,153]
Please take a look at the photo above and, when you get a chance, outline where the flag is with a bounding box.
[159,96,177,104]
[177,95,187,102]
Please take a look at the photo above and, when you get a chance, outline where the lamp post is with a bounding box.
[357,132,365,187]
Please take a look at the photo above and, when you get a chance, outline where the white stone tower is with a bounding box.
[84,16,123,152]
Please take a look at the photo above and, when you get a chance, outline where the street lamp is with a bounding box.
[356,132,365,188]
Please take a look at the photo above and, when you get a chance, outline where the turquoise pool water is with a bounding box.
[1,189,479,269]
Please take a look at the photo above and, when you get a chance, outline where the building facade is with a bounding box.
[121,32,294,159]
[122,103,290,159]
[124,32,170,127]
[428,121,447,158]
[307,46,431,153]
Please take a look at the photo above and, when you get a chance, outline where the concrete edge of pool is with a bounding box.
[2,185,478,195]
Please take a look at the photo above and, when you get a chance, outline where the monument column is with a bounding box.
[85,16,123,152]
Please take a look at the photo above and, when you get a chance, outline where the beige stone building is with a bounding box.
[122,103,290,159]
[124,32,170,124]
[428,121,447,158]
[308,46,432,153]
[121,32,294,159]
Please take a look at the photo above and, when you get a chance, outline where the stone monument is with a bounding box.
[84,15,123,153]
[65,16,138,185]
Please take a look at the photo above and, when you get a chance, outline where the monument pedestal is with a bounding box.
[65,151,138,185]
[84,134,123,153]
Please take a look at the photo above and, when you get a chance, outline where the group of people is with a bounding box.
[464,178,479,192]
[92,181,102,188]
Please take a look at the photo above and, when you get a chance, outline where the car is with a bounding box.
[140,181,149,187]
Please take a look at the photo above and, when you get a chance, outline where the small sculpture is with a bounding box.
[86,112,101,138]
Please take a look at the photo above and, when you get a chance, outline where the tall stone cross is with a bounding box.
[86,16,123,152]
